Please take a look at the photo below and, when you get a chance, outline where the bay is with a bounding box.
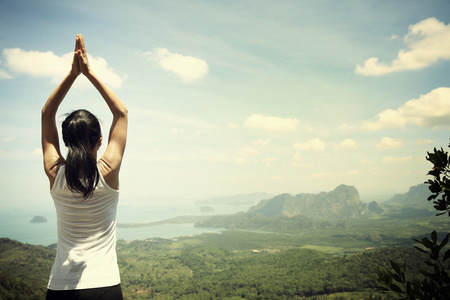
[0,202,250,246]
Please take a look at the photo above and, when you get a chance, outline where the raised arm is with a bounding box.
[41,37,81,186]
[77,34,128,189]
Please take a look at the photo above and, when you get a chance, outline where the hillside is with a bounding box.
[386,183,433,208]
[0,234,430,299]
[248,184,367,218]
[0,238,54,299]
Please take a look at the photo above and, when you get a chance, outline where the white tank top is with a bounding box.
[47,165,121,290]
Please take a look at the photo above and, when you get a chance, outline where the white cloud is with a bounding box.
[415,139,434,145]
[236,146,260,156]
[0,70,13,79]
[397,87,450,127]
[1,137,15,142]
[1,48,125,88]
[311,172,333,178]
[84,55,125,88]
[382,156,413,163]
[292,152,313,167]
[363,87,450,130]
[0,61,13,79]
[261,157,277,163]
[346,170,359,176]
[252,138,271,147]
[235,158,247,164]
[228,122,238,129]
[3,48,69,78]
[390,34,399,40]
[360,159,376,165]
[377,137,403,151]
[355,18,450,76]
[171,128,185,134]
[244,114,300,133]
[292,138,325,151]
[362,109,408,130]
[333,139,357,151]
[143,48,208,83]
[339,123,356,132]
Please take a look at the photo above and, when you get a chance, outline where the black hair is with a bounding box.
[62,109,102,199]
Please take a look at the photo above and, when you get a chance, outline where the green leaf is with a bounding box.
[431,231,437,244]
[376,266,386,279]
[376,286,390,292]
[438,233,449,251]
[424,261,435,267]
[444,249,450,262]
[421,237,433,249]
[429,182,442,193]
[413,246,428,254]
[390,261,402,275]
[392,274,403,283]
[427,194,438,201]
[389,283,404,294]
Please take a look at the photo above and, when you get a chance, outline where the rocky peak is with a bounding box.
[249,185,367,218]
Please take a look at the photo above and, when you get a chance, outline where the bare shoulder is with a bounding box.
[98,158,120,190]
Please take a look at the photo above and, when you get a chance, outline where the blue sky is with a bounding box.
[1,0,450,210]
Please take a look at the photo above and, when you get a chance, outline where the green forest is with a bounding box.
[1,209,448,299]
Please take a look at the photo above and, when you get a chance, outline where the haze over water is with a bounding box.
[0,202,252,246]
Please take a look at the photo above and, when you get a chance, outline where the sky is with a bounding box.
[1,0,450,210]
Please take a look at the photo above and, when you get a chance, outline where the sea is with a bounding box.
[0,202,251,246]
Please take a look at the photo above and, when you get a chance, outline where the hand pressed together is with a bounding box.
[70,35,81,76]
[71,34,91,76]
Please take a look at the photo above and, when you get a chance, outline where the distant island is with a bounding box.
[30,216,47,223]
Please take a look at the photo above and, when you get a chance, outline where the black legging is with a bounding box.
[46,284,123,300]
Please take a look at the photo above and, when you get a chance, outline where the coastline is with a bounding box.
[0,203,246,246]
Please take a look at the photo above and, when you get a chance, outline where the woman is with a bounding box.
[41,34,128,300]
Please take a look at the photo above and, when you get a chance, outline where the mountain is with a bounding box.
[248,184,367,218]
[385,184,432,208]
[195,192,273,206]
[368,201,383,214]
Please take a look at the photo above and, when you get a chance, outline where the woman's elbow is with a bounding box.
[120,105,128,118]
[119,106,128,118]
[41,106,54,119]
[113,106,128,120]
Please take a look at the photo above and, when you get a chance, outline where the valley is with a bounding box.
[1,183,449,299]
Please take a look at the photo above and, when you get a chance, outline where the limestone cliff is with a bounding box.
[248,185,367,218]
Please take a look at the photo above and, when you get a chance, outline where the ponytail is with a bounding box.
[62,109,102,200]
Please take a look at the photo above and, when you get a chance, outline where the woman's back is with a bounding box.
[48,165,120,290]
